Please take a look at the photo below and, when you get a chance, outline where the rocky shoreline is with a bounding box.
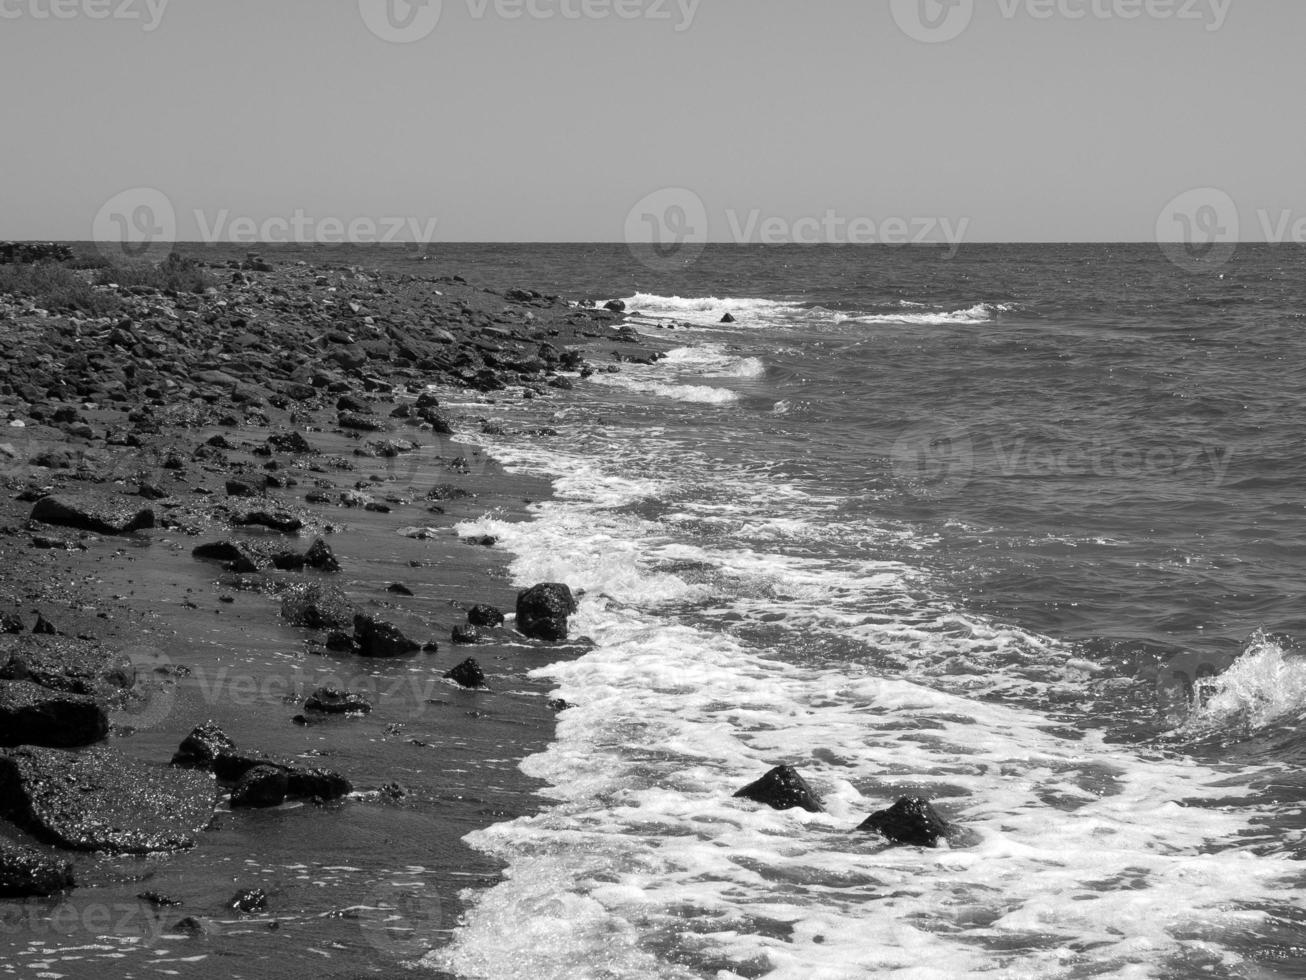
[0,246,654,945]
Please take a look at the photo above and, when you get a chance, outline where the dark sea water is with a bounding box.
[20,242,1303,979]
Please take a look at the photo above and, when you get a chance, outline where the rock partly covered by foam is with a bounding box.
[30,493,155,535]
[515,583,578,641]
[0,840,75,897]
[0,680,108,748]
[0,745,217,853]
[857,797,958,847]
[734,765,825,813]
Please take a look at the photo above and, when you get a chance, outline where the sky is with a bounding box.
[1,0,1303,244]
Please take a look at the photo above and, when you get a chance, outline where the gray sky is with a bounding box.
[1,0,1302,243]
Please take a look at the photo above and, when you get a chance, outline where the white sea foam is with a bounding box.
[1179,632,1306,734]
[588,373,741,405]
[844,302,1013,326]
[426,428,1291,980]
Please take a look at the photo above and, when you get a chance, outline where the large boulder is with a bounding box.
[0,746,217,853]
[515,583,578,641]
[857,797,957,848]
[0,840,75,897]
[734,765,824,813]
[0,680,108,748]
[30,493,155,535]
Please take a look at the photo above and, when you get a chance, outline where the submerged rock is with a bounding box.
[0,680,108,748]
[0,745,216,853]
[734,765,824,813]
[857,797,958,848]
[0,840,75,897]
[230,888,268,913]
[30,493,155,535]
[515,583,578,641]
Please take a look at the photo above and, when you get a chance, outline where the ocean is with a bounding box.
[7,241,1303,980]
[406,243,1306,978]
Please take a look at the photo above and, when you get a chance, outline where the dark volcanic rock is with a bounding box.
[451,624,481,646]
[280,583,357,630]
[515,583,578,641]
[733,765,824,813]
[230,765,288,809]
[337,411,387,432]
[30,493,155,535]
[0,745,216,853]
[0,680,108,748]
[386,583,414,596]
[303,538,340,572]
[171,721,235,769]
[721,313,737,323]
[353,614,420,657]
[0,636,133,698]
[171,724,351,802]
[467,604,505,628]
[192,540,265,573]
[233,510,304,534]
[445,659,487,689]
[225,478,263,498]
[304,687,372,714]
[604,300,627,313]
[857,797,956,848]
[268,431,315,454]
[0,840,75,897]
[0,613,24,635]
